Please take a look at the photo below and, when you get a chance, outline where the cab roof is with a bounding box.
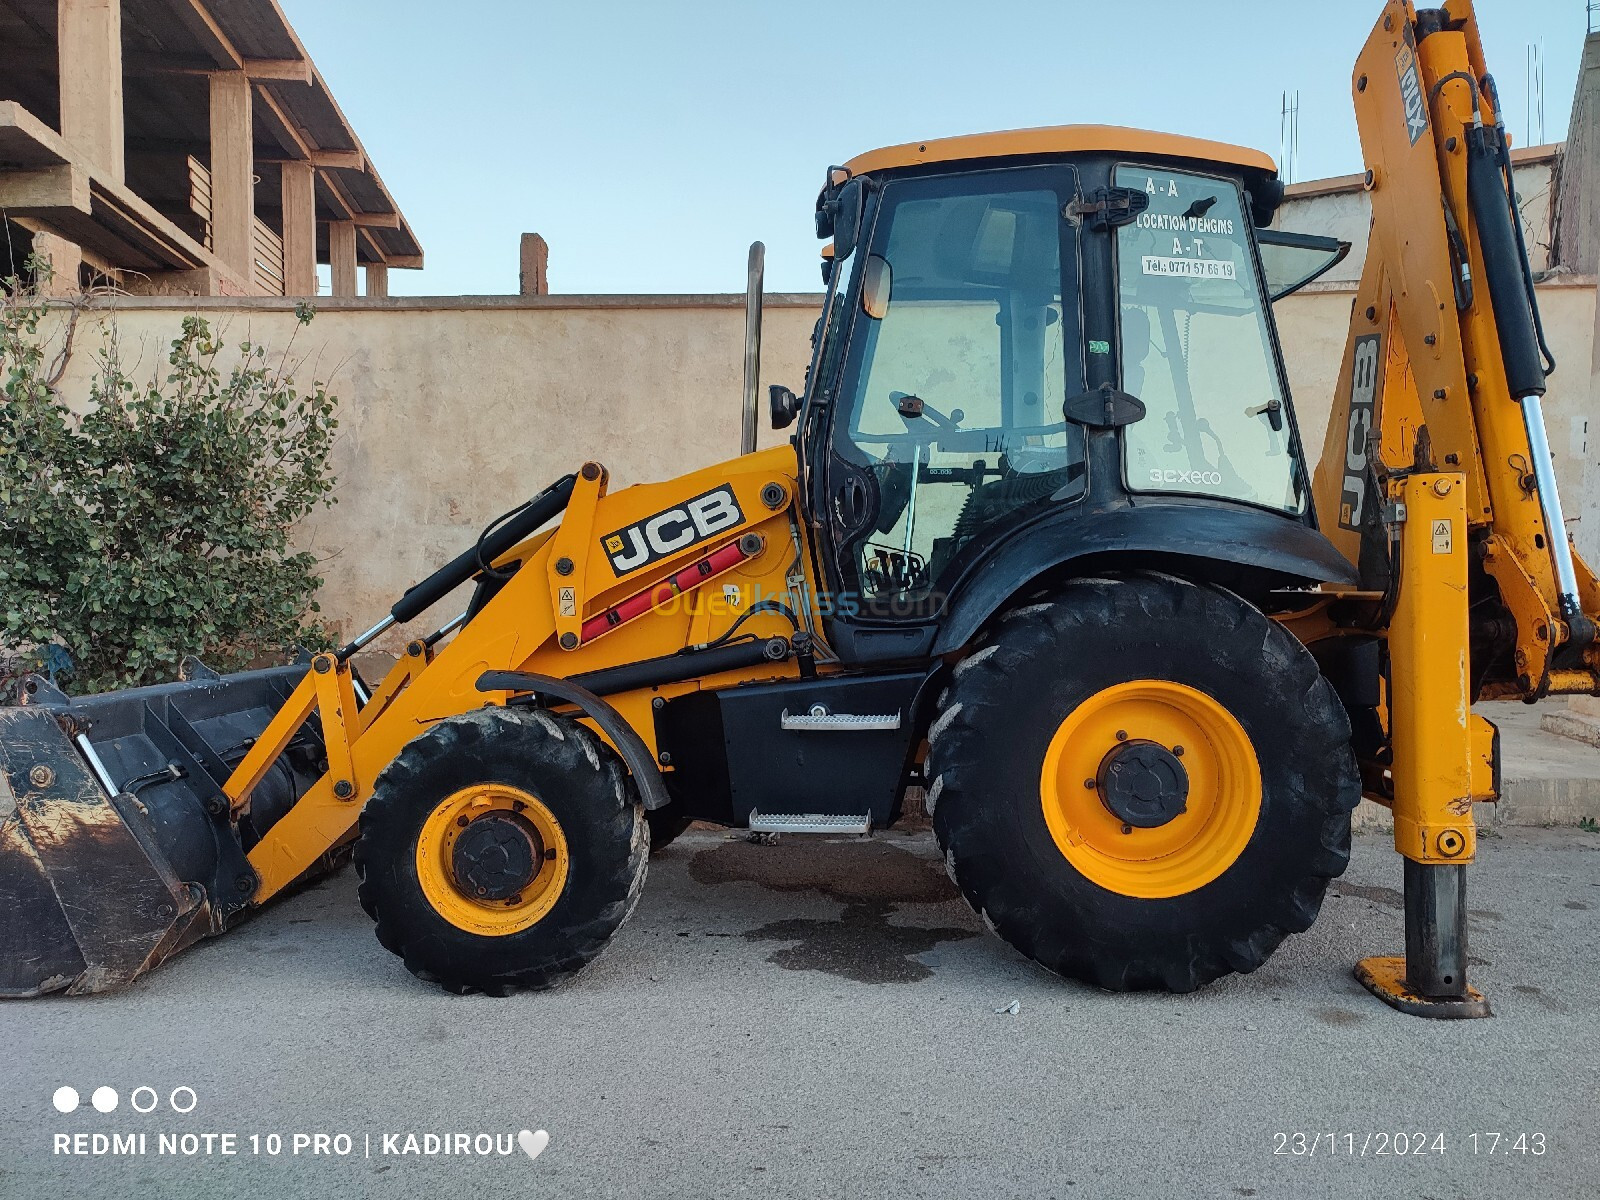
[843,124,1277,178]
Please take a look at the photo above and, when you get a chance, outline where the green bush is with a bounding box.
[1,269,338,695]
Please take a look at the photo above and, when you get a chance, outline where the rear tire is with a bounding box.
[355,706,647,995]
[928,575,1359,992]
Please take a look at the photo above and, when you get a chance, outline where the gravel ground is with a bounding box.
[2,826,1597,1200]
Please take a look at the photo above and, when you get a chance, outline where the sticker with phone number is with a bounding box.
[1141,255,1236,279]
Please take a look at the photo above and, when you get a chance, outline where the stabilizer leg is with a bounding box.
[1356,860,1490,1018]
[1356,473,1492,1019]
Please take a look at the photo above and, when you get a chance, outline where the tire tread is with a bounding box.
[354,706,647,995]
[930,575,1359,992]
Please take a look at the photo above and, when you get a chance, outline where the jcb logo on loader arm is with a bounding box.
[601,484,745,575]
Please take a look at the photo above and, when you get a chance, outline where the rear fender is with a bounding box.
[932,503,1357,655]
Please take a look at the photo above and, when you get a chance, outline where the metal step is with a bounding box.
[747,811,872,835]
[779,705,901,731]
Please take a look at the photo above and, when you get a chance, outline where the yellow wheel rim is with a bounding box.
[1039,680,1261,899]
[415,784,569,937]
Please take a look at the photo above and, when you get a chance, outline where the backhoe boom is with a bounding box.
[1311,0,1600,1016]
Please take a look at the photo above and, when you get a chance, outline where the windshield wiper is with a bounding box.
[1245,398,1284,432]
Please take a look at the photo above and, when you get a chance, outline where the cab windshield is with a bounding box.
[1115,165,1304,514]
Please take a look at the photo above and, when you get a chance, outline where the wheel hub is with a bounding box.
[451,813,543,901]
[1098,740,1189,828]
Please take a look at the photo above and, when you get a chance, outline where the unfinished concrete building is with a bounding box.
[0,0,420,296]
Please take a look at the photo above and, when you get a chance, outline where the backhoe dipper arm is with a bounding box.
[1311,0,1600,1018]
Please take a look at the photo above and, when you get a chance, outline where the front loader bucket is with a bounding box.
[0,662,326,997]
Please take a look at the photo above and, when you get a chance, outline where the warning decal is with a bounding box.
[1431,519,1453,555]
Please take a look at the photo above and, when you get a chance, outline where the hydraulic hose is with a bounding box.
[386,474,576,628]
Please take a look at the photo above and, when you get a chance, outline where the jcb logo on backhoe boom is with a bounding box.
[601,485,745,575]
[1339,334,1381,531]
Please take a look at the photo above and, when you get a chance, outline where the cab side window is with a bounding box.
[830,170,1083,607]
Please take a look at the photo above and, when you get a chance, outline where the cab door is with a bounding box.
[813,166,1085,647]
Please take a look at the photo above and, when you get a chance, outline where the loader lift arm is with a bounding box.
[1,447,809,995]
[1305,0,1600,1017]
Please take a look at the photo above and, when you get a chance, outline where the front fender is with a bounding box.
[475,671,671,811]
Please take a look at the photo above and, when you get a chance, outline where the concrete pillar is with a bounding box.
[365,263,388,298]
[1555,33,1600,274]
[1573,31,1600,568]
[1585,247,1600,567]
[208,72,255,281]
[31,231,83,296]
[329,220,358,297]
[280,161,318,296]
[58,0,125,181]
[520,233,548,296]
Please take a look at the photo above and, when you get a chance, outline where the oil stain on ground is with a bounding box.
[745,903,977,984]
[689,838,978,983]
[1331,883,1502,926]
[1512,983,1567,1013]
[1330,882,1403,908]
[1312,1006,1367,1027]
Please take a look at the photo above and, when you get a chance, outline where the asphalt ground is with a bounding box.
[3,825,1597,1200]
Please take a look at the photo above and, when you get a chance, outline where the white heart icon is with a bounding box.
[517,1129,550,1162]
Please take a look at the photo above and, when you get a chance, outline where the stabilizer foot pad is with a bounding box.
[1355,956,1493,1020]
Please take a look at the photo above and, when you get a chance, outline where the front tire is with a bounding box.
[355,706,647,995]
[645,808,694,852]
[928,575,1359,992]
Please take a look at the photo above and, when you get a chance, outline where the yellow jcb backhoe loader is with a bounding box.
[3,0,1593,1017]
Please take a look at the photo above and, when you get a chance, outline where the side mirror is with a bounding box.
[826,179,866,262]
[770,383,801,430]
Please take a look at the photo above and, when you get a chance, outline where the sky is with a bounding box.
[280,0,1595,297]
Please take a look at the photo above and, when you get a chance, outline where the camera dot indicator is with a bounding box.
[52,1086,80,1114]
[91,1086,118,1113]
[130,1087,159,1114]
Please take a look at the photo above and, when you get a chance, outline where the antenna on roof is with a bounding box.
[1526,41,1547,146]
[1279,90,1300,184]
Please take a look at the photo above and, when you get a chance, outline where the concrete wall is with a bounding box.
[1269,148,1600,563]
[1275,279,1599,557]
[1272,151,1563,282]
[43,266,1597,647]
[43,295,820,648]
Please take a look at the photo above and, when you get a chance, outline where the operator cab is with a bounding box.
[782,125,1350,661]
